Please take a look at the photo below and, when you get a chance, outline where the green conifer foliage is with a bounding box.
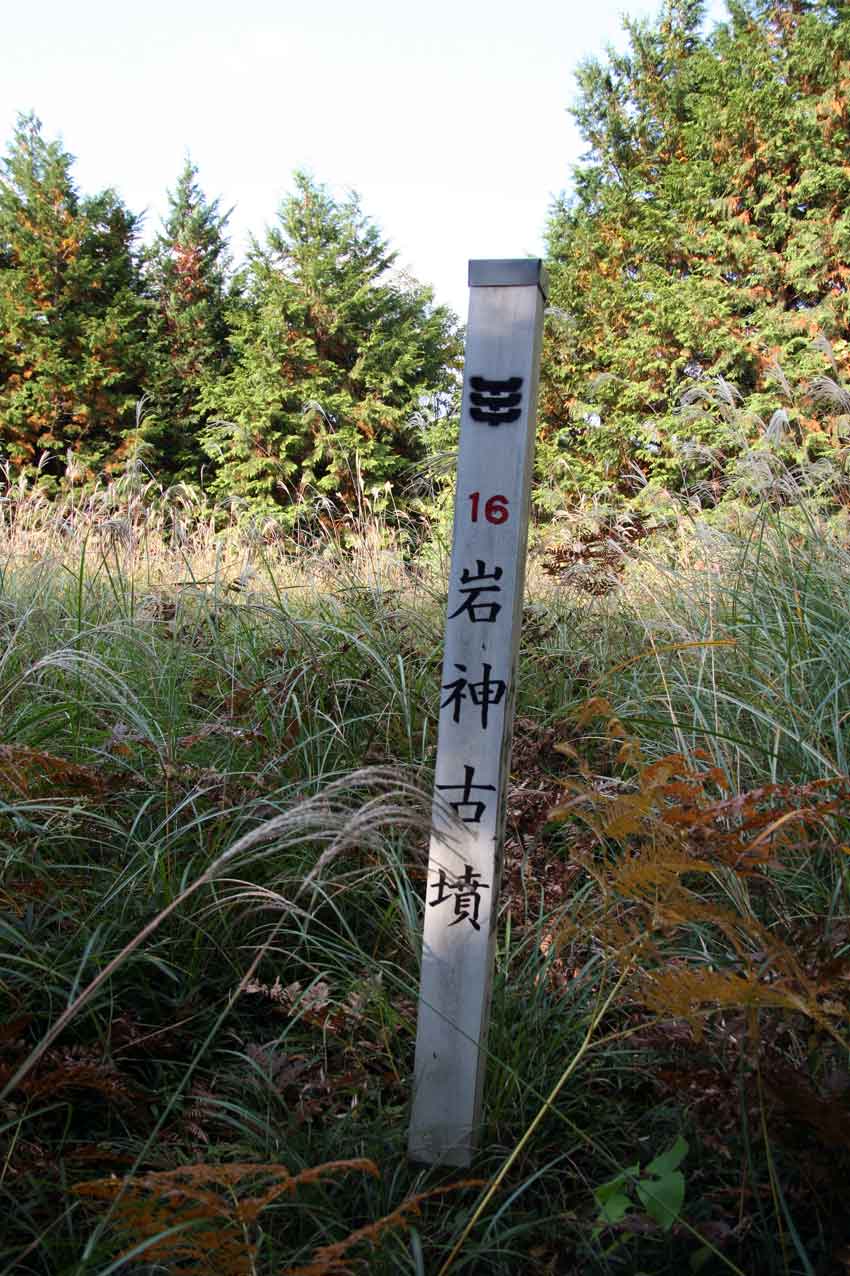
[0,114,146,478]
[201,173,461,519]
[541,0,850,504]
[144,159,233,481]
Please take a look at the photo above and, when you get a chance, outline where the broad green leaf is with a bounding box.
[594,1165,639,1224]
[645,1135,688,1178]
[595,1165,638,1202]
[636,1169,685,1231]
[595,1189,633,1225]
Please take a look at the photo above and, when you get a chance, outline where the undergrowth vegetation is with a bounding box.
[1,473,849,1275]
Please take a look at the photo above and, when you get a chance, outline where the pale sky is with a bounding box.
[2,0,727,317]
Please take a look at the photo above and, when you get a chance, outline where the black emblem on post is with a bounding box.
[469,376,523,426]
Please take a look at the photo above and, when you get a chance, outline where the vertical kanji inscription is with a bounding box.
[409,259,547,1167]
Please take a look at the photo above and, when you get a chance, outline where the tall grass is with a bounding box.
[0,470,848,1274]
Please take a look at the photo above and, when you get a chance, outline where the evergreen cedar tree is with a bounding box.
[0,126,460,512]
[0,114,146,480]
[143,158,234,484]
[8,0,850,515]
[198,173,461,519]
[540,0,850,506]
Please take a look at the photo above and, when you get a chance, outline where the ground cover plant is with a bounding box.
[0,468,848,1275]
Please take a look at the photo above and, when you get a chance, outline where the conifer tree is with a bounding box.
[542,0,850,503]
[0,113,146,478]
[201,173,461,519]
[144,159,233,481]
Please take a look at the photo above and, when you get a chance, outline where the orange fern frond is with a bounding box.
[609,850,716,899]
[1,1049,140,1109]
[0,743,105,798]
[283,1180,484,1276]
[575,696,614,727]
[74,1158,379,1275]
[642,967,801,1036]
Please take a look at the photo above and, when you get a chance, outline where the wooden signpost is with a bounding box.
[409,259,547,1166]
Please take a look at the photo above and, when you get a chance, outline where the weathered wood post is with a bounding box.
[409,259,547,1166]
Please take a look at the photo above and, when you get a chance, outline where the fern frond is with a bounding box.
[642,967,802,1036]
[0,743,105,798]
[283,1180,483,1276]
[74,1159,379,1274]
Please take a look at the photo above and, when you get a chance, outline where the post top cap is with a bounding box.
[468,258,548,298]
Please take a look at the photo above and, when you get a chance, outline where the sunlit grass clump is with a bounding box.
[1,467,849,1275]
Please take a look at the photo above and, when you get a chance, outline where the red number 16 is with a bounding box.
[467,492,509,524]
